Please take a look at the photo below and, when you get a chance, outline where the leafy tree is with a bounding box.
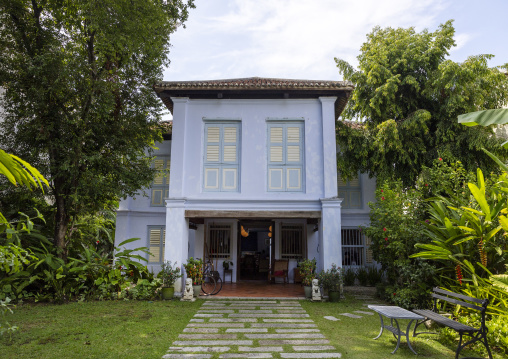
[0,0,195,258]
[335,21,508,185]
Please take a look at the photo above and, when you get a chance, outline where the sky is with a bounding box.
[163,0,508,83]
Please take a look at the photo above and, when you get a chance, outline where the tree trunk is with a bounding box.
[54,194,69,261]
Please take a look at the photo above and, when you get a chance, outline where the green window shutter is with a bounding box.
[151,156,170,207]
[338,173,362,209]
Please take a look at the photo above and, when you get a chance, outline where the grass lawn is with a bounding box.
[0,295,497,359]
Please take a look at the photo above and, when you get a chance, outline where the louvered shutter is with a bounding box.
[148,228,162,263]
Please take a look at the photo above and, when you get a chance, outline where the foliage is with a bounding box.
[318,263,343,292]
[125,278,162,301]
[159,261,182,287]
[299,258,316,286]
[0,0,195,258]
[335,21,508,186]
[183,257,203,285]
[366,266,383,286]
[356,267,369,286]
[343,267,356,286]
[0,149,48,192]
[459,109,508,149]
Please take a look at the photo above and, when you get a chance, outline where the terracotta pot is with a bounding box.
[328,290,340,302]
[192,284,201,297]
[161,286,174,300]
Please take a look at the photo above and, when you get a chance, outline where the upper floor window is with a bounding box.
[338,173,362,208]
[151,157,170,206]
[203,122,240,192]
[267,121,304,192]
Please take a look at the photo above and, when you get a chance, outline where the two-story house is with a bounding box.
[115,77,376,293]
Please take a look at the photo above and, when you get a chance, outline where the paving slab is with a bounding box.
[252,323,317,328]
[238,346,284,352]
[198,310,235,314]
[259,306,302,310]
[276,310,306,313]
[178,334,237,339]
[219,354,273,358]
[163,354,212,359]
[226,328,268,333]
[323,316,340,321]
[278,301,300,304]
[275,329,320,333]
[190,318,205,322]
[258,339,330,345]
[263,319,313,322]
[211,318,258,323]
[238,310,273,314]
[280,354,341,358]
[230,314,309,318]
[292,346,336,351]
[173,340,254,346]
[209,301,277,304]
[338,313,362,319]
[194,313,225,318]
[354,310,374,315]
[183,328,220,333]
[167,346,230,352]
[245,334,325,339]
[188,323,246,328]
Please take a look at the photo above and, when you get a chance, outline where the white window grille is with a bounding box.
[280,224,305,259]
[207,224,232,259]
[341,228,371,266]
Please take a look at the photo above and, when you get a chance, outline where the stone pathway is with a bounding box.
[163,299,343,359]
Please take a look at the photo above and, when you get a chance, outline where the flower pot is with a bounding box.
[192,284,201,297]
[161,286,174,300]
[304,285,312,299]
[328,290,340,302]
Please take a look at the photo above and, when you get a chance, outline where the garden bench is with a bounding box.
[412,287,492,359]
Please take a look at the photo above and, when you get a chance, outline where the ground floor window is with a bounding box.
[207,223,232,259]
[148,226,165,264]
[341,228,372,266]
[280,223,305,259]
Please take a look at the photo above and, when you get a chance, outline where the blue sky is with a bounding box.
[163,0,507,83]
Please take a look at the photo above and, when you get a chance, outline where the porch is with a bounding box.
[204,281,305,298]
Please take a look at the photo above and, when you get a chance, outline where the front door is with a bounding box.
[237,220,272,281]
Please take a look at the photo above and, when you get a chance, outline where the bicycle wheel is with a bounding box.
[210,276,222,295]
[201,275,216,295]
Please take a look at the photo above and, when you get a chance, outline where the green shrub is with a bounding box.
[356,267,369,286]
[343,267,356,286]
[299,258,317,286]
[318,264,343,292]
[367,266,383,286]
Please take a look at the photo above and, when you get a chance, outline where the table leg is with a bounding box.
[391,319,401,354]
[373,313,384,340]
[405,320,418,355]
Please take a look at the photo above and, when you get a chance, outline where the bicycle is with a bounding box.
[201,259,223,295]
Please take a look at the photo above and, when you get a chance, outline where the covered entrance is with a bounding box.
[237,220,273,281]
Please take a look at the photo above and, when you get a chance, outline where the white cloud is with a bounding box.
[164,0,450,81]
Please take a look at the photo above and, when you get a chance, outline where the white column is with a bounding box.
[320,198,342,270]
[165,198,188,295]
[169,97,189,198]
[319,97,339,198]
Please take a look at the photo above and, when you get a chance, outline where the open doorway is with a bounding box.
[237,221,273,281]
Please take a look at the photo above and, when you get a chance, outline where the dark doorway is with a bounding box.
[237,221,272,280]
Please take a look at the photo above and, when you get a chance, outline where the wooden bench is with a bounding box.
[413,287,492,359]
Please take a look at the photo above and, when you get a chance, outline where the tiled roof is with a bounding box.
[153,77,354,119]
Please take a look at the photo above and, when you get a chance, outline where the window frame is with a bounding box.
[203,120,241,192]
[267,119,305,192]
[280,223,306,259]
[341,228,372,267]
[337,172,362,209]
[206,223,233,259]
[147,226,165,264]
[150,156,170,207]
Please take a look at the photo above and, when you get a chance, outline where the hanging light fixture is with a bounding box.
[241,225,249,238]
[268,225,272,238]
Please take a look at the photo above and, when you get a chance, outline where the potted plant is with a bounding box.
[299,258,316,298]
[223,260,233,270]
[183,257,203,297]
[319,263,343,302]
[159,261,182,300]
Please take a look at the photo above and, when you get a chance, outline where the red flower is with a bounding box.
[96,240,99,244]
[384,237,388,241]
[383,227,387,232]
[438,158,443,161]
[381,196,385,200]
[425,183,428,187]
[393,293,396,296]
[380,190,384,193]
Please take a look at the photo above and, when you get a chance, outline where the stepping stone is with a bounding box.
[338,313,362,319]
[245,334,325,339]
[238,310,273,314]
[226,328,268,333]
[323,316,340,321]
[198,310,235,314]
[238,346,284,352]
[178,334,237,339]
[275,329,320,333]
[279,301,300,304]
[293,346,336,351]
[211,318,257,323]
[354,311,374,315]
[173,340,253,346]
[183,328,220,333]
[194,314,224,318]
[212,301,277,304]
[280,354,341,358]
[276,310,306,313]
[202,303,227,306]
[167,346,230,352]
[163,355,211,359]
[226,307,262,310]
[259,306,302,310]
[190,319,205,322]
[188,323,246,328]
[230,314,309,318]
[252,323,317,328]
[263,319,313,322]
[219,354,272,358]
[258,339,330,345]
